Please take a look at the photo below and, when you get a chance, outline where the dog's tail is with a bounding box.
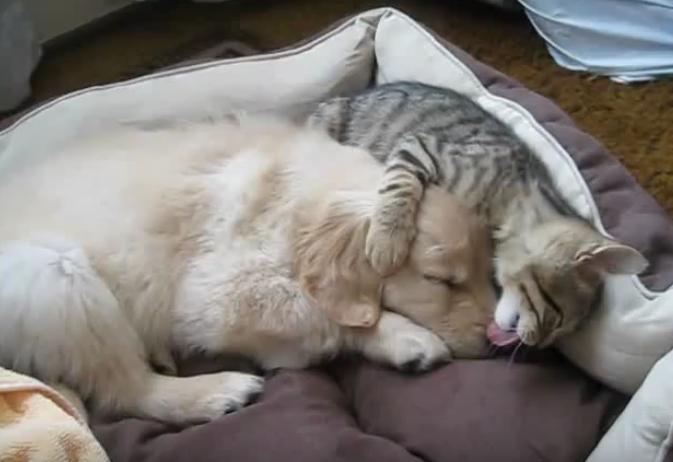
[0,237,150,411]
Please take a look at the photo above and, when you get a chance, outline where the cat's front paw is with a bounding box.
[517,316,540,346]
[365,220,415,276]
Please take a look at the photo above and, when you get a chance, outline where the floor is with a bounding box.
[19,0,673,214]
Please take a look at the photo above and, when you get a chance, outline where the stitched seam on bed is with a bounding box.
[654,418,673,462]
[0,7,387,138]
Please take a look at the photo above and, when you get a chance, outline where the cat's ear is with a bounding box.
[295,196,382,328]
[574,241,648,275]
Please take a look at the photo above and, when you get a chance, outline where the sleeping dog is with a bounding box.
[0,117,495,424]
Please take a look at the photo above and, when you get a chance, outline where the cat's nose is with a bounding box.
[509,313,520,331]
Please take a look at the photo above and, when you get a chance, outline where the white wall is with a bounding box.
[23,0,134,43]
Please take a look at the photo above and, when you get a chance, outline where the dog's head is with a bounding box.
[295,186,496,359]
[382,187,496,358]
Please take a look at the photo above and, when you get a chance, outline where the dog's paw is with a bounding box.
[189,372,264,422]
[388,329,452,373]
[139,371,265,424]
[365,220,415,276]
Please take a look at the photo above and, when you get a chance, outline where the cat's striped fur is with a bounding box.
[310,82,576,227]
[309,81,647,347]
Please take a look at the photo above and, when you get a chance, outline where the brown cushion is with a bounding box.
[93,352,625,462]
[337,353,623,462]
[93,368,419,462]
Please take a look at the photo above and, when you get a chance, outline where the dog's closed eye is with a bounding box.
[423,274,460,289]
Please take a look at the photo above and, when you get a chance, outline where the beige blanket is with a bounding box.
[0,367,108,462]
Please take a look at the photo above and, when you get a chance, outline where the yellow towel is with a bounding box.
[0,367,108,462]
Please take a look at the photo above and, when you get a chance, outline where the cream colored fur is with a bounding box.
[0,118,494,424]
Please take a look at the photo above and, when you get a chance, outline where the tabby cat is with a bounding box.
[308,81,647,348]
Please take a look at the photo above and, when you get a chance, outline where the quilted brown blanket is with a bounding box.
[92,353,624,462]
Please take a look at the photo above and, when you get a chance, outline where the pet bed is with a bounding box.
[1,8,672,462]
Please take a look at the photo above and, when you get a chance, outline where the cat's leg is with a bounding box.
[310,102,440,275]
[366,134,441,275]
[346,311,452,372]
[0,239,262,424]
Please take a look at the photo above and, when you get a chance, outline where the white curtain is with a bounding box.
[520,0,673,83]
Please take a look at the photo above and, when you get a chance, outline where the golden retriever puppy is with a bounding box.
[0,118,494,424]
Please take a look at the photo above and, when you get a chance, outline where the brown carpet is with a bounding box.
[21,0,673,215]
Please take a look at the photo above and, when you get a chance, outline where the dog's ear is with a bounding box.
[295,196,382,328]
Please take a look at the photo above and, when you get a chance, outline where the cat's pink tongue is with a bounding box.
[487,321,520,346]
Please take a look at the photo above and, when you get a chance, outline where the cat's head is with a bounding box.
[489,217,647,348]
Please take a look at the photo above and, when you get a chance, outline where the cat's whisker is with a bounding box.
[488,343,500,357]
[507,340,524,367]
